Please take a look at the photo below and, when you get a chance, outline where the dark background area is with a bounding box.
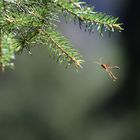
[0,0,140,140]
[93,0,140,118]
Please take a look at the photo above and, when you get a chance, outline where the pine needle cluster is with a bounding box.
[0,0,123,71]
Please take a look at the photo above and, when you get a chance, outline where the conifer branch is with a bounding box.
[54,0,123,35]
[38,27,84,69]
[0,0,123,71]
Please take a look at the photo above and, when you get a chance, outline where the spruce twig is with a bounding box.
[0,0,123,71]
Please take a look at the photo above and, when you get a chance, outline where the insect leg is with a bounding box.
[106,68,117,81]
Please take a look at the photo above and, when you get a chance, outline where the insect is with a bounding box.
[94,57,120,82]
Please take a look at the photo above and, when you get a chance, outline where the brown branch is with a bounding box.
[0,30,3,72]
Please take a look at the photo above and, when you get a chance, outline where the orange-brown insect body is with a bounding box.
[94,58,120,82]
[101,64,108,70]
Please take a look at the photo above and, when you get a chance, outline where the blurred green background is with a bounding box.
[0,0,140,140]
